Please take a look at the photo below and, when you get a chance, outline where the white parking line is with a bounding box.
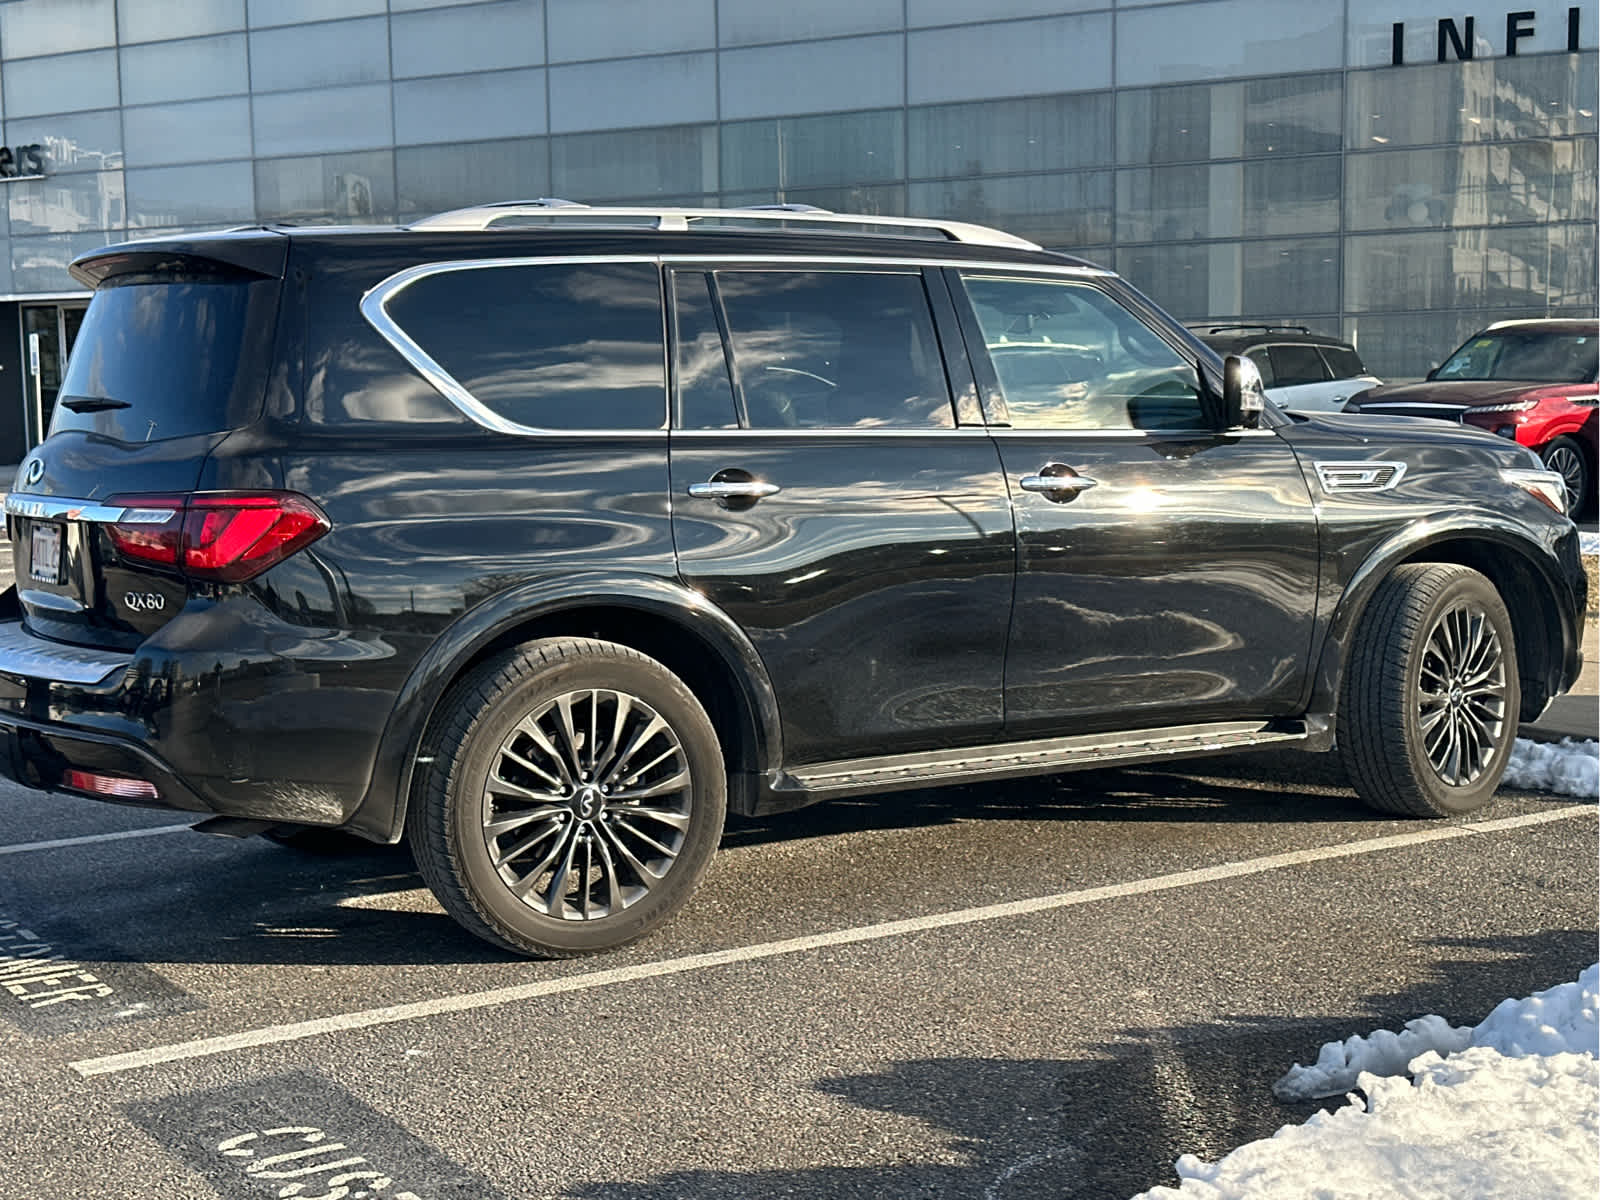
[0,824,193,857]
[68,803,1594,1078]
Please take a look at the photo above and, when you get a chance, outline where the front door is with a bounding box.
[668,264,1014,766]
[947,269,1321,737]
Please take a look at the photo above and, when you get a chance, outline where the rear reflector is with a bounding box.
[63,769,159,800]
[106,491,330,583]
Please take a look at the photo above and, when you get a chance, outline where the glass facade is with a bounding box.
[0,0,1589,387]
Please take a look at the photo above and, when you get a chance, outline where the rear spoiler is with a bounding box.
[69,230,289,288]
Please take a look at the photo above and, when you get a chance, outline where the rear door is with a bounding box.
[7,244,285,650]
[668,262,1014,766]
[946,268,1320,737]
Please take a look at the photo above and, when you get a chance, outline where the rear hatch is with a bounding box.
[7,235,288,650]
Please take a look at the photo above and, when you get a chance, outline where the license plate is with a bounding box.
[29,523,61,585]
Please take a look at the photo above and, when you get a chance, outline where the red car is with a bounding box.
[1344,318,1598,519]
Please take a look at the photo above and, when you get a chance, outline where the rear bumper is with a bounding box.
[0,711,209,813]
[0,603,393,829]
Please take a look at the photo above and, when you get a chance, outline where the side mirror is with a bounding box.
[1223,354,1265,429]
[1424,365,1440,381]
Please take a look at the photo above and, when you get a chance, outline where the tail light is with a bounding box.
[105,491,330,583]
[63,769,159,800]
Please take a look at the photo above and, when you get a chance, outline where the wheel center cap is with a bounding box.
[1450,686,1465,707]
[573,785,604,822]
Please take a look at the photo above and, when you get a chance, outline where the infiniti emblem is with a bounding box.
[22,457,43,486]
[124,591,166,613]
[575,786,601,821]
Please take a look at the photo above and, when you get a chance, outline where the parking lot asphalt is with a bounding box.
[0,748,1593,1199]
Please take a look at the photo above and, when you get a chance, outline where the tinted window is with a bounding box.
[51,278,276,443]
[714,271,954,431]
[1267,343,1330,387]
[389,261,666,431]
[1436,330,1599,383]
[672,272,737,430]
[1245,348,1276,387]
[1320,345,1367,380]
[960,274,1206,431]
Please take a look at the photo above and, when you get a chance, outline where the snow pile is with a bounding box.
[1275,963,1599,1101]
[1501,737,1599,798]
[1131,965,1600,1199]
[1137,1049,1598,1200]
[1272,1016,1471,1101]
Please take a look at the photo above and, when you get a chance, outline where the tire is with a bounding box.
[1538,436,1593,521]
[406,638,726,957]
[1338,564,1519,818]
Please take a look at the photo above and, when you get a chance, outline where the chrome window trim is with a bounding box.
[361,253,1114,439]
[1356,402,1468,413]
[669,427,992,439]
[984,427,1282,439]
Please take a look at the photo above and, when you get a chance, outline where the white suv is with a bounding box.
[1194,325,1382,413]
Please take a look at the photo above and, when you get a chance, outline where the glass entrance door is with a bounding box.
[22,303,88,449]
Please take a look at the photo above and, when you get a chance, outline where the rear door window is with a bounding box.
[1245,349,1276,388]
[386,261,666,431]
[712,270,955,430]
[1320,345,1368,380]
[1266,343,1331,388]
[49,278,277,443]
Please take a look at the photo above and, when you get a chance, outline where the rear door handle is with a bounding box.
[687,480,781,500]
[1018,469,1097,497]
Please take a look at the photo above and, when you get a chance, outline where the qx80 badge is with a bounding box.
[123,592,165,613]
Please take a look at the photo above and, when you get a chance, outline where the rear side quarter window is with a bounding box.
[376,260,667,432]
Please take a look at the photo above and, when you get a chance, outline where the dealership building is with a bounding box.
[0,0,1591,464]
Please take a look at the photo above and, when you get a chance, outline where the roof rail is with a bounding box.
[1199,323,1314,336]
[408,201,1043,251]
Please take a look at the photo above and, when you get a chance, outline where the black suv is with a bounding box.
[0,205,1586,957]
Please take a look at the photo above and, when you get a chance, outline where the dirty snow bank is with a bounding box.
[1130,965,1600,1199]
[1502,737,1599,798]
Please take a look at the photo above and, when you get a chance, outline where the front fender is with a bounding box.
[1307,510,1584,720]
[348,571,783,842]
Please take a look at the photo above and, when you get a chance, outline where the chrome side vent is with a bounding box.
[1315,461,1408,493]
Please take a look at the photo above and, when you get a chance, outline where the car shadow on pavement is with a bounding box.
[722,748,1458,849]
[566,928,1595,1200]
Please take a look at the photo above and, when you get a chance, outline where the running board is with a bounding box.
[777,720,1314,798]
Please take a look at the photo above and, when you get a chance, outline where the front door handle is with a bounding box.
[687,479,781,501]
[1018,466,1097,498]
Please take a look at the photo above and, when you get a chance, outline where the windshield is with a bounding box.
[50,278,277,443]
[1434,330,1598,383]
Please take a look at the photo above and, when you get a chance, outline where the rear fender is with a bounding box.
[349,572,782,842]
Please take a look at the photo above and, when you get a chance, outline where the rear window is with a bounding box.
[1320,345,1367,379]
[50,278,277,443]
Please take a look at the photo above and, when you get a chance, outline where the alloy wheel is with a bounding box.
[1543,442,1585,517]
[1416,600,1508,787]
[480,689,692,921]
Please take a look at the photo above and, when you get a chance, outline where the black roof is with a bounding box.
[1190,324,1355,354]
[70,220,1101,287]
